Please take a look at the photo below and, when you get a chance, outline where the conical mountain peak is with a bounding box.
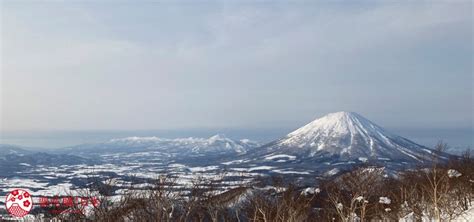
[266,111,434,163]
[287,111,388,138]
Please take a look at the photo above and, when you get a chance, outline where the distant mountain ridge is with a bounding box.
[62,134,261,157]
[0,144,97,177]
[107,134,260,154]
[1,112,455,179]
[0,144,32,156]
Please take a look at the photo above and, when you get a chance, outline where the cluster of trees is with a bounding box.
[32,146,474,221]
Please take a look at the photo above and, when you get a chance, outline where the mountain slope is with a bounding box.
[0,144,32,157]
[254,112,448,165]
[0,144,97,177]
[63,134,260,157]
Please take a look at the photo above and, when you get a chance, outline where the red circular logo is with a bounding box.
[5,189,33,218]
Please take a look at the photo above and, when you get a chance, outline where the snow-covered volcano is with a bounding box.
[260,112,441,163]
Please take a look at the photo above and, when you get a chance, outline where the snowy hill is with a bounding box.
[246,112,451,173]
[63,134,260,157]
[107,134,259,154]
[0,144,32,156]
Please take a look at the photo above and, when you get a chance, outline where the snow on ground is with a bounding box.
[399,204,474,222]
[230,168,248,172]
[325,168,340,176]
[0,179,80,196]
[168,163,186,168]
[448,169,462,178]
[379,197,391,204]
[221,159,249,165]
[272,169,310,175]
[36,183,74,196]
[453,205,474,221]
[0,178,49,191]
[264,154,296,161]
[301,187,320,196]
[332,161,355,165]
[248,166,275,171]
[188,166,219,172]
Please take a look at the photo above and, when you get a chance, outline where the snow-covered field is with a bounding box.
[0,159,287,198]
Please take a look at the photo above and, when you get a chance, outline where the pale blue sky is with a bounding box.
[1,0,472,132]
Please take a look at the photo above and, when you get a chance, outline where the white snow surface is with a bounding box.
[286,112,391,138]
[301,187,321,196]
[400,204,474,222]
[107,134,260,154]
[264,154,296,160]
[273,111,435,162]
[271,169,310,175]
[453,204,474,221]
[448,169,462,178]
[325,168,340,176]
[379,196,391,204]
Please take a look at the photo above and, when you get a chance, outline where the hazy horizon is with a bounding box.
[1,127,472,152]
